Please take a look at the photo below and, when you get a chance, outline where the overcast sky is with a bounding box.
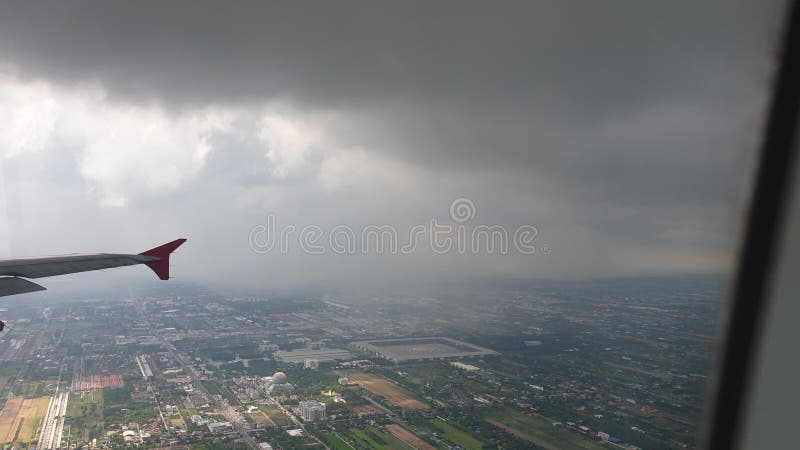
[0,1,787,291]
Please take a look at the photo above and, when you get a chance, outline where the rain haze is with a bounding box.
[0,0,785,292]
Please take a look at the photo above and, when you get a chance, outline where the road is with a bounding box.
[132,298,261,450]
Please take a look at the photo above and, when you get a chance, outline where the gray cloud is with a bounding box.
[0,1,776,108]
[0,0,786,290]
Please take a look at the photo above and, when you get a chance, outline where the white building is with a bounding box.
[265,371,294,394]
[259,341,279,352]
[304,359,319,369]
[207,421,233,433]
[299,400,326,422]
[450,362,481,372]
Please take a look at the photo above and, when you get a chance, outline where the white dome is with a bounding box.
[272,372,287,384]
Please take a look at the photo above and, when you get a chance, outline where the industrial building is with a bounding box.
[351,337,499,362]
[274,347,354,363]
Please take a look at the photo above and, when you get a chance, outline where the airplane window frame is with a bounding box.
[704,1,800,448]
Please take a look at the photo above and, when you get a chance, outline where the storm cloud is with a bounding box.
[0,1,787,290]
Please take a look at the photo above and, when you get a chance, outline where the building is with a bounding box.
[351,337,499,363]
[338,377,355,385]
[304,359,319,369]
[299,400,326,422]
[258,341,279,352]
[207,421,233,433]
[265,371,294,394]
[274,347,354,363]
[451,362,481,372]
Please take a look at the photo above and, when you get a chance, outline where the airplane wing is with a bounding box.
[0,238,186,298]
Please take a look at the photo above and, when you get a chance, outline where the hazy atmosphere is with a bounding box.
[0,3,792,450]
[0,1,784,290]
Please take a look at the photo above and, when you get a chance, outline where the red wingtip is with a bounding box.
[139,238,187,280]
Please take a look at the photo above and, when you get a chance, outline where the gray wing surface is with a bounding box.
[0,253,156,279]
[0,238,186,298]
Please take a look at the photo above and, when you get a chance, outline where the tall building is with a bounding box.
[299,400,326,422]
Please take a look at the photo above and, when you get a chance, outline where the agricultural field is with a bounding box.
[66,389,104,442]
[245,407,275,426]
[103,385,156,425]
[431,418,483,450]
[485,408,610,450]
[0,395,50,444]
[386,424,437,450]
[15,381,47,398]
[259,405,291,427]
[325,433,354,450]
[248,411,272,425]
[346,372,429,410]
[339,426,416,450]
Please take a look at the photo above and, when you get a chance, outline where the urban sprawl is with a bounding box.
[0,278,719,449]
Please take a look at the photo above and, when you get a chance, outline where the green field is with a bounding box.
[180,407,199,417]
[102,385,155,425]
[341,426,415,450]
[485,408,609,450]
[431,418,483,450]
[15,382,45,398]
[325,433,355,450]
[200,381,222,395]
[66,390,104,442]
